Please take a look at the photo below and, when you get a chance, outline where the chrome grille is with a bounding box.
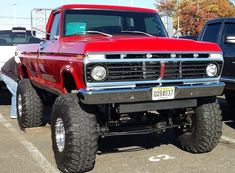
[164,61,222,79]
[86,62,160,82]
[85,52,223,83]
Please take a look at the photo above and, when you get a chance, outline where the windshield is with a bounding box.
[63,10,168,37]
[0,30,40,46]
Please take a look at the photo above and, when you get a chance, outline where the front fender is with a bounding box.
[60,63,85,93]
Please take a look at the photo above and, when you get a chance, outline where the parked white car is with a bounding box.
[0,27,40,86]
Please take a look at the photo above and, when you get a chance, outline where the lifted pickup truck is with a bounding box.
[198,18,235,106]
[16,4,224,173]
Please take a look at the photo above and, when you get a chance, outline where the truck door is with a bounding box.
[38,12,61,89]
[219,20,235,81]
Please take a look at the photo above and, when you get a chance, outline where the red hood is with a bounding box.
[59,36,221,54]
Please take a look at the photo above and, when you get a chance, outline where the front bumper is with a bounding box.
[78,82,225,104]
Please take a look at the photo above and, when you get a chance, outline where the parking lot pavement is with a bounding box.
[0,93,235,173]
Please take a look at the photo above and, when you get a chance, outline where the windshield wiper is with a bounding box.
[86,30,112,37]
[121,31,154,37]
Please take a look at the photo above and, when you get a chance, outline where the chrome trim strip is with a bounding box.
[86,78,220,90]
[88,84,136,90]
[85,57,223,63]
[85,51,223,63]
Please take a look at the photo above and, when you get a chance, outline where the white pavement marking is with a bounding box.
[0,113,59,173]
[221,135,235,144]
[20,140,59,173]
[149,154,175,162]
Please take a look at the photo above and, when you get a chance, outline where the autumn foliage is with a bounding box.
[156,0,235,35]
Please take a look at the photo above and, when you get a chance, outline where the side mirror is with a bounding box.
[31,8,53,40]
[224,34,235,44]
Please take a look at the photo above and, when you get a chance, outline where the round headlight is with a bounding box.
[206,63,218,77]
[91,65,107,81]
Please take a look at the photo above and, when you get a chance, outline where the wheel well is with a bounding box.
[21,65,29,78]
[63,72,77,93]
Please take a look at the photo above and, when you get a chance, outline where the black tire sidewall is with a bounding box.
[177,98,222,153]
[51,94,98,173]
[16,79,43,130]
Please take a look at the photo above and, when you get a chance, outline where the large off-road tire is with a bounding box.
[177,98,222,153]
[225,94,235,107]
[51,94,98,173]
[17,79,44,130]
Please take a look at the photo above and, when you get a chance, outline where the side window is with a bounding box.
[201,23,221,43]
[0,31,12,46]
[222,23,235,37]
[144,16,166,37]
[221,22,235,49]
[50,13,60,40]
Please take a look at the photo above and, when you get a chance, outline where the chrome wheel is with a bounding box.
[55,118,65,152]
[17,94,22,117]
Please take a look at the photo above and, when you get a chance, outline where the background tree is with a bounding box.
[156,0,235,36]
[156,0,177,16]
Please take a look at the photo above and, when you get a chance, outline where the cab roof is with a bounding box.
[205,17,235,25]
[58,4,157,13]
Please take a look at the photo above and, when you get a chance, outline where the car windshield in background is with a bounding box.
[0,30,41,46]
[63,10,168,37]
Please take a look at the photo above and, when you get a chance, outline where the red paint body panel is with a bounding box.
[16,4,222,95]
[16,44,39,79]
[60,36,221,54]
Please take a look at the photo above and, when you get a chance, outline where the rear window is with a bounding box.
[222,22,235,35]
[0,30,41,46]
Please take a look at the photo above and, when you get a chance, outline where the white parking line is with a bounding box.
[0,114,59,173]
[221,135,235,144]
[20,140,59,173]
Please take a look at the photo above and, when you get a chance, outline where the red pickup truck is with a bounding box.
[16,4,224,173]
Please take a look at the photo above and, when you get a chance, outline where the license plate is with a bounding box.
[152,87,175,100]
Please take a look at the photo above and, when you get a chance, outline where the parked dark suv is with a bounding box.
[198,18,235,106]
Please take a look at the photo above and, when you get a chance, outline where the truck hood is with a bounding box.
[59,36,222,54]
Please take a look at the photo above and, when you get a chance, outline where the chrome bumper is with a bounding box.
[78,82,225,104]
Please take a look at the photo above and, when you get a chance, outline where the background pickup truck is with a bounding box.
[0,27,40,89]
[198,18,235,106]
[16,4,224,173]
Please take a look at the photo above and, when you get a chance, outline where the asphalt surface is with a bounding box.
[0,91,235,173]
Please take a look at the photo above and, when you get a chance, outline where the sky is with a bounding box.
[0,0,156,29]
